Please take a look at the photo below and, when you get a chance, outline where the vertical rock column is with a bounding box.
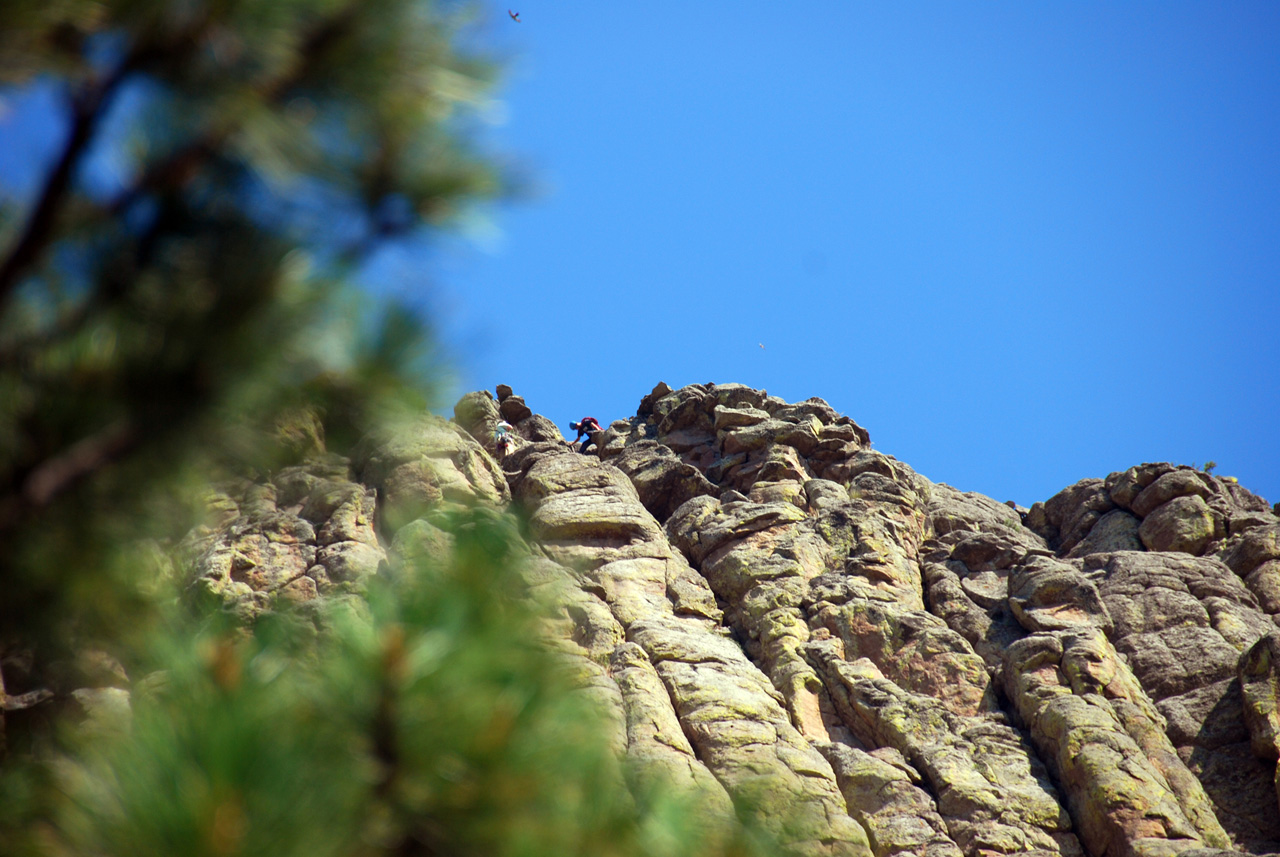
[641,385,1078,857]
[510,447,873,857]
[1001,555,1234,857]
[1081,551,1279,850]
[1022,462,1280,852]
[806,640,1078,857]
[1004,628,1230,857]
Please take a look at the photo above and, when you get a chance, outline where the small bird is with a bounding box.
[758,343,765,350]
[508,9,520,21]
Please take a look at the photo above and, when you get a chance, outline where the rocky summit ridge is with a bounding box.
[185,381,1280,857]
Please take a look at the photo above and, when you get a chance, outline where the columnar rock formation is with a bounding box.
[183,382,1280,857]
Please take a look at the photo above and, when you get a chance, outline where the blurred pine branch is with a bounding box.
[0,4,767,854]
[0,0,500,651]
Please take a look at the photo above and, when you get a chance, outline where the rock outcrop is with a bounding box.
[177,382,1280,857]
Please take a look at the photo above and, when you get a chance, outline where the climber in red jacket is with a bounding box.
[569,416,602,454]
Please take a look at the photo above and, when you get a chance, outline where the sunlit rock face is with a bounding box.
[183,381,1280,857]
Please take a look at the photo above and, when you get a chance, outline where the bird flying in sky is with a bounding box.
[509,9,520,21]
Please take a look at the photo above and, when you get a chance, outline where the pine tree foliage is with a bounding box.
[6,515,765,856]
[0,3,774,854]
[0,0,498,648]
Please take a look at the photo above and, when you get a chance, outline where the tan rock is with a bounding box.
[1220,524,1280,577]
[1008,555,1113,634]
[609,440,717,521]
[1139,495,1219,555]
[812,600,993,717]
[609,642,733,810]
[511,443,873,856]
[1066,509,1143,558]
[177,385,1280,856]
[811,641,1079,856]
[452,388,500,442]
[1086,551,1267,698]
[359,415,509,530]
[819,742,963,857]
[748,480,807,509]
[1155,679,1250,751]
[1040,478,1116,554]
[498,394,532,424]
[1244,559,1280,614]
[1132,470,1219,519]
[713,404,770,430]
[1106,464,1178,511]
[1004,630,1230,856]
[1238,632,1280,762]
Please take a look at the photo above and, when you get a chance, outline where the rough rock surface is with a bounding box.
[171,382,1280,857]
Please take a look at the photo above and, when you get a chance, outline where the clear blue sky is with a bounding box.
[1,3,1277,509]
[417,1,1280,507]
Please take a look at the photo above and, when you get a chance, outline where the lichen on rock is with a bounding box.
[163,382,1280,857]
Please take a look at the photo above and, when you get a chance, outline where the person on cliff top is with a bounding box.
[569,416,601,455]
[493,420,515,457]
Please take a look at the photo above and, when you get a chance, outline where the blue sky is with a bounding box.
[415,1,1280,507]
[1,3,1276,508]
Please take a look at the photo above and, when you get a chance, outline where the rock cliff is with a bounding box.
[185,382,1280,857]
